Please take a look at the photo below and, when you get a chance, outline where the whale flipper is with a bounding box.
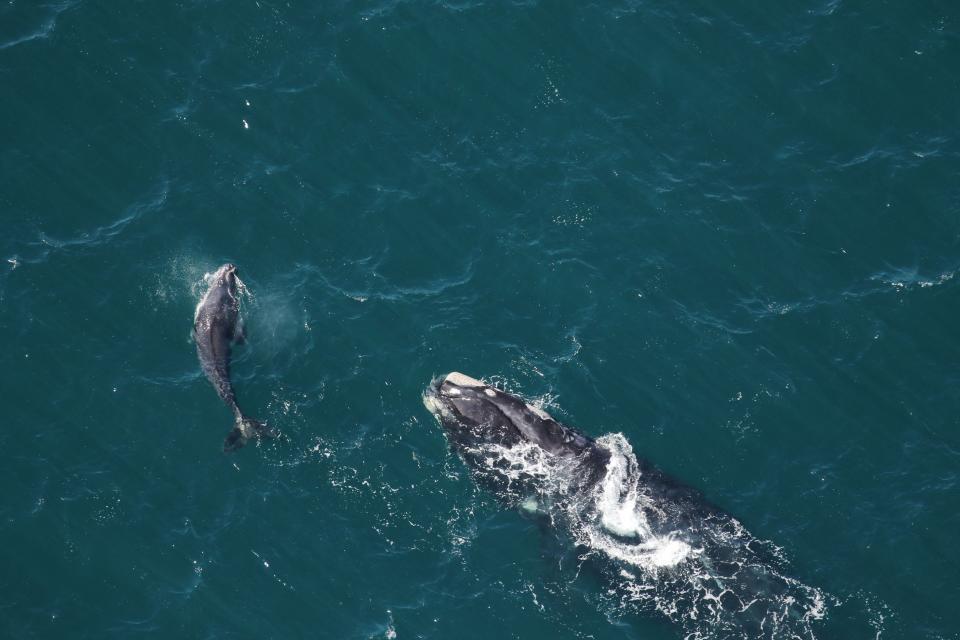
[233,319,246,345]
[223,417,275,452]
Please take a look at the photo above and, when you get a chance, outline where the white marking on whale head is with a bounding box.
[422,390,452,421]
[444,372,484,387]
[212,263,237,280]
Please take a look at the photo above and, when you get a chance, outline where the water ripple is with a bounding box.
[297,254,478,304]
[21,178,169,264]
[0,0,81,52]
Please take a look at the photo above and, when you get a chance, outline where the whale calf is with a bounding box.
[423,372,826,639]
[193,263,272,451]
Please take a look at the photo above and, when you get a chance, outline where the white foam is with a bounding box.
[579,434,692,568]
[520,496,540,513]
[594,434,646,539]
[436,390,828,638]
[590,435,693,569]
[650,538,692,566]
[465,431,692,571]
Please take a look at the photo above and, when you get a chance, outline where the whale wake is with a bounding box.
[457,429,828,639]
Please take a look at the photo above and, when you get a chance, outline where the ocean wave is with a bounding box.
[734,261,959,324]
[294,254,477,304]
[868,265,958,292]
[0,0,81,52]
[16,179,169,266]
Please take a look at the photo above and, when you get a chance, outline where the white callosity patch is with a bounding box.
[422,391,450,421]
[444,372,484,387]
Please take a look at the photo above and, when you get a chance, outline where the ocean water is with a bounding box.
[1,1,958,638]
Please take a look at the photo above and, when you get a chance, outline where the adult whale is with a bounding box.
[193,263,272,451]
[424,372,610,491]
[423,372,826,640]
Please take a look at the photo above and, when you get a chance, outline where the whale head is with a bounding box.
[211,263,239,292]
[424,372,593,455]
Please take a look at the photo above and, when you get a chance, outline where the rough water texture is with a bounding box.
[1,1,958,639]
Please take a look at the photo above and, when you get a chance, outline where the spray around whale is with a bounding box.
[424,372,827,639]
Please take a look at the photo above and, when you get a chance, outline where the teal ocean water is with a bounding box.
[2,2,958,638]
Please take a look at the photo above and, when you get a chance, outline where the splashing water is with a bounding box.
[457,431,829,639]
[577,434,695,570]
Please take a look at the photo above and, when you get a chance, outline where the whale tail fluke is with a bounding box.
[223,417,278,452]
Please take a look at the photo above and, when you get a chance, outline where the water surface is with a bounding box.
[1,1,958,638]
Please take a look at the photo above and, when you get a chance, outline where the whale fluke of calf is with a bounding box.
[193,263,275,452]
[224,416,272,452]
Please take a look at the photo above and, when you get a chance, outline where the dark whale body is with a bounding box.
[427,372,704,533]
[425,372,609,492]
[423,372,825,639]
[423,372,711,534]
[193,263,272,451]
